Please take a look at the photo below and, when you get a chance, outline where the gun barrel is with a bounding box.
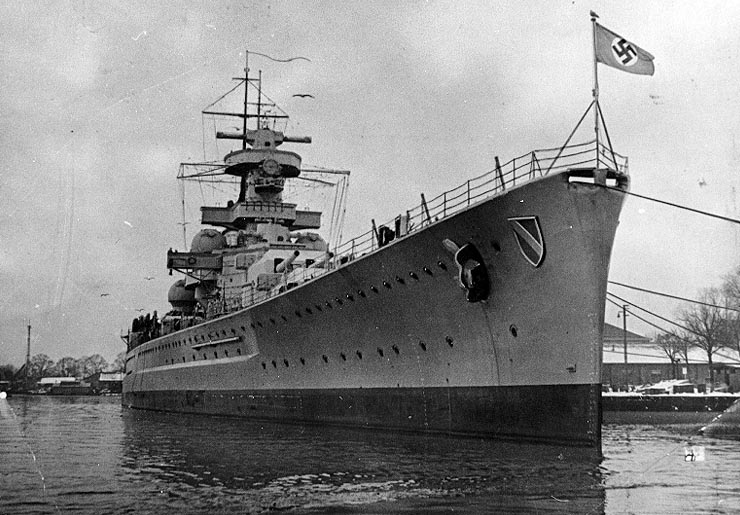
[276,250,300,273]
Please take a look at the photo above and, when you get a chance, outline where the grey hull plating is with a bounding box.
[123,172,624,446]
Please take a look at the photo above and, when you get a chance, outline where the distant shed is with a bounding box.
[86,371,123,393]
[38,377,78,388]
[602,324,740,391]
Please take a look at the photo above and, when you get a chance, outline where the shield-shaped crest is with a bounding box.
[508,216,545,267]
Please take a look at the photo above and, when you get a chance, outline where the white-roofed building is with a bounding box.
[602,323,740,392]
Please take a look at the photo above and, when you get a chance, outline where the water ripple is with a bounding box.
[1,395,739,514]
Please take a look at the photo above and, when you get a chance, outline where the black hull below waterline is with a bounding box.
[123,383,601,446]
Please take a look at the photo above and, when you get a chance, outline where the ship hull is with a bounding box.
[123,171,625,447]
[125,384,600,444]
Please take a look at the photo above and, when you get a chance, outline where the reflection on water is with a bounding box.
[120,408,604,514]
[2,395,740,514]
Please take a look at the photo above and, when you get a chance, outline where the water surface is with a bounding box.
[1,395,738,514]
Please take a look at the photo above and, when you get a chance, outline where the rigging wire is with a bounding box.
[597,184,740,225]
[602,180,740,363]
[606,294,740,363]
[606,296,689,341]
[201,113,207,160]
[328,176,341,247]
[336,175,349,247]
[607,291,695,335]
[608,280,740,313]
[203,79,246,111]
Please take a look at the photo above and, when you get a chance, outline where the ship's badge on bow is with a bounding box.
[508,216,545,267]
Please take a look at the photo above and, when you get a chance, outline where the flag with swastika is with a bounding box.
[595,22,654,76]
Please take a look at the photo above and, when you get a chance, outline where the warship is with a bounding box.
[122,59,629,447]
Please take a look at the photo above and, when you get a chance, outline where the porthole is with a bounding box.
[193,355,196,360]
[446,336,454,347]
[346,293,354,301]
[231,328,237,335]
[395,276,405,285]
[270,318,276,325]
[423,266,433,276]
[237,348,242,355]
[257,321,263,328]
[377,347,384,357]
[240,326,246,332]
[357,289,366,298]
[322,354,329,363]
[262,362,266,369]
[356,350,363,359]
[284,359,289,367]
[392,344,400,354]
[325,301,333,309]
[224,350,229,357]
[182,357,186,362]
[340,353,347,361]
[214,352,218,358]
[203,354,207,360]
[281,315,288,322]
[419,341,427,351]
[295,310,302,318]
[300,357,306,365]
[510,325,518,338]
[409,272,419,280]
[306,307,313,315]
[383,281,391,289]
[370,286,379,293]
[335,298,343,305]
[272,360,277,368]
[315,304,323,312]
[437,260,447,270]
[492,240,501,252]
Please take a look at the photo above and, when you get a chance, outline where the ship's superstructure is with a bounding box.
[123,62,629,447]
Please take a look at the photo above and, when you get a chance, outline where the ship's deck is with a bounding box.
[246,140,628,309]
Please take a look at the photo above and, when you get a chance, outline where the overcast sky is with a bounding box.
[1,1,738,366]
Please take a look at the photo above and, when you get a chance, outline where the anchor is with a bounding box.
[442,239,490,303]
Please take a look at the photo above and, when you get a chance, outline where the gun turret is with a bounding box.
[275,250,300,273]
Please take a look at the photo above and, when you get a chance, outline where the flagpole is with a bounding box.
[590,11,600,169]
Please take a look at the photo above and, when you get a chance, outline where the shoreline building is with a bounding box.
[602,323,740,391]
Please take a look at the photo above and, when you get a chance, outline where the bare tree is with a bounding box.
[28,354,55,381]
[53,356,78,377]
[0,364,17,381]
[654,331,689,379]
[112,351,126,372]
[679,287,730,390]
[78,354,109,378]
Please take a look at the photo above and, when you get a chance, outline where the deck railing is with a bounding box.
[329,139,627,265]
[225,140,627,313]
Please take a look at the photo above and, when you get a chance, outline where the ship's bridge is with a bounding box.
[200,201,321,230]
